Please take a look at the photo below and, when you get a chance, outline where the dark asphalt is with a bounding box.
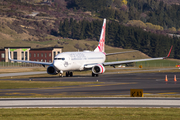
[0,72,180,96]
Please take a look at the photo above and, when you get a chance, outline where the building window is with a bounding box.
[49,53,51,57]
[41,53,43,57]
[25,52,28,60]
[37,53,39,57]
[58,51,60,54]
[37,59,39,62]
[45,53,47,58]
[34,53,36,57]
[41,59,43,62]
[1,53,5,58]
[21,51,24,60]
[29,53,31,58]
[53,51,56,58]
[49,60,51,62]
[14,52,17,60]
[45,59,47,62]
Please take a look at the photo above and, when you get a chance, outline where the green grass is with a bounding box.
[0,108,180,120]
[135,59,180,67]
[0,80,100,89]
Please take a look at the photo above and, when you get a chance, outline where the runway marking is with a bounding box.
[144,93,151,94]
[156,79,164,81]
[0,82,137,91]
[158,92,179,95]
[79,82,137,88]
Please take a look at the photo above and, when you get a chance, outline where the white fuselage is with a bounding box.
[53,51,106,72]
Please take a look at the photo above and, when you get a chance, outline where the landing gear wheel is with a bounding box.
[66,71,73,77]
[70,72,73,77]
[66,71,69,77]
[92,72,96,77]
[92,72,99,77]
[59,73,63,77]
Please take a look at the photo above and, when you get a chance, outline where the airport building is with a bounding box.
[0,47,63,62]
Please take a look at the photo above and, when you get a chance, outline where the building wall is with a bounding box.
[30,48,62,62]
[30,50,52,62]
[5,48,30,62]
[52,48,62,60]
[3,47,63,63]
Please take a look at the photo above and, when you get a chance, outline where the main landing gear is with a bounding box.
[66,71,73,77]
[92,72,98,77]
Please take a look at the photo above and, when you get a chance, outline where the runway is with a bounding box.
[0,97,180,108]
[0,72,180,96]
[1,71,180,108]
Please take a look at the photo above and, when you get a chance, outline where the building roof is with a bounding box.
[4,47,31,49]
[4,47,63,50]
[30,47,63,51]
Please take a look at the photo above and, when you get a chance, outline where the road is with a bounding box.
[0,97,180,108]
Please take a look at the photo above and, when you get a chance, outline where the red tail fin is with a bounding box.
[164,45,173,59]
[94,18,106,53]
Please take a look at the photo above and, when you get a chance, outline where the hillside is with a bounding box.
[160,0,180,5]
[0,0,180,59]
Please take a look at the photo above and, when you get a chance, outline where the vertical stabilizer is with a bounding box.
[94,18,106,53]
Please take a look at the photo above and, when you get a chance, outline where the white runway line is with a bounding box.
[0,100,180,106]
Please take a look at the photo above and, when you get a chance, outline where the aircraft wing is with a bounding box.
[103,45,173,66]
[103,57,164,66]
[8,49,52,66]
[106,50,138,56]
[84,45,173,68]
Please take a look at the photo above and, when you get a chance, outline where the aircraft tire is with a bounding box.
[92,72,95,77]
[66,72,69,77]
[70,72,73,77]
[59,73,63,77]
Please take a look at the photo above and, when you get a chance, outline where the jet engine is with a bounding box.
[47,66,58,75]
[92,64,105,74]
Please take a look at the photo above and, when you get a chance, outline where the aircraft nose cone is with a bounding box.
[53,60,60,70]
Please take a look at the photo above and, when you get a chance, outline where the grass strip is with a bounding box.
[0,80,100,89]
[0,108,180,120]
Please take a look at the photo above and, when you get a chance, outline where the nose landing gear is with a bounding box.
[59,70,63,77]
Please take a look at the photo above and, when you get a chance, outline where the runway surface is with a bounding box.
[0,97,180,108]
[0,67,177,77]
[0,72,180,96]
[1,71,180,108]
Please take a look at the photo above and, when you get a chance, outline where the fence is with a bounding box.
[0,62,43,68]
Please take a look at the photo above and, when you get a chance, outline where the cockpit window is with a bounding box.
[54,58,65,60]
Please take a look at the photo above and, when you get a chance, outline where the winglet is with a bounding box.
[8,48,11,60]
[164,45,173,59]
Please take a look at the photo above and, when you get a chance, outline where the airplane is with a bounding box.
[8,18,173,77]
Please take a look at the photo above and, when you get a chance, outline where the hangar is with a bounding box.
[0,47,63,63]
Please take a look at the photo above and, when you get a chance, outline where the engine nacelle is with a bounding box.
[47,66,58,75]
[92,64,105,74]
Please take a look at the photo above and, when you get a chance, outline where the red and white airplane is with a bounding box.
[8,19,173,77]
